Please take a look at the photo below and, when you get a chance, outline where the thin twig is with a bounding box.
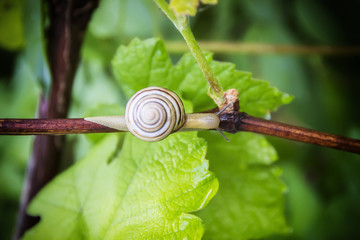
[153,0,225,107]
[219,112,360,154]
[165,41,360,55]
[1,113,360,154]
[0,118,120,135]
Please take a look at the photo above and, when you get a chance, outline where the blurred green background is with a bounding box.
[0,0,359,239]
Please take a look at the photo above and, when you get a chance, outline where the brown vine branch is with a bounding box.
[219,112,360,154]
[0,118,120,135]
[165,41,360,55]
[1,113,360,154]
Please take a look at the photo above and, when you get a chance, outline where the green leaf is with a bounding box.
[169,0,218,16]
[113,38,292,117]
[112,38,172,98]
[111,38,291,239]
[174,52,293,117]
[23,133,218,239]
[197,132,289,239]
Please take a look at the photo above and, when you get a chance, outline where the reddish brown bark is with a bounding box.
[0,118,119,135]
[219,112,360,154]
[1,112,359,154]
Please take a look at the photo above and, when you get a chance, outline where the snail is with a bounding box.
[85,87,220,141]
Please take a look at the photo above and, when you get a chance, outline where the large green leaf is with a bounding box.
[23,133,218,239]
[112,38,291,239]
[173,52,293,117]
[26,38,290,239]
[112,38,172,98]
[112,38,292,117]
[197,132,289,239]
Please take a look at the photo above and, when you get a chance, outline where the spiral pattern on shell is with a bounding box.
[125,87,186,141]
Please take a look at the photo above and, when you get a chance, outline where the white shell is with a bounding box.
[85,87,220,141]
[125,87,185,142]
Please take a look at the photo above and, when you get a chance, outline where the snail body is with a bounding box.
[182,113,220,131]
[85,87,220,142]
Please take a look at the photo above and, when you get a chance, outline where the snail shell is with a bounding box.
[85,87,220,141]
[125,87,186,142]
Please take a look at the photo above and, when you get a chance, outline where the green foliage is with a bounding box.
[280,163,320,238]
[3,1,356,239]
[0,1,43,239]
[113,38,292,118]
[24,133,218,239]
[169,0,218,16]
[0,0,24,50]
[23,37,291,239]
[173,52,293,117]
[197,132,289,239]
[111,38,290,239]
[295,0,341,44]
[112,38,172,98]
[0,57,39,240]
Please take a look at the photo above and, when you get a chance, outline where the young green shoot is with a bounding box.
[153,0,225,107]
